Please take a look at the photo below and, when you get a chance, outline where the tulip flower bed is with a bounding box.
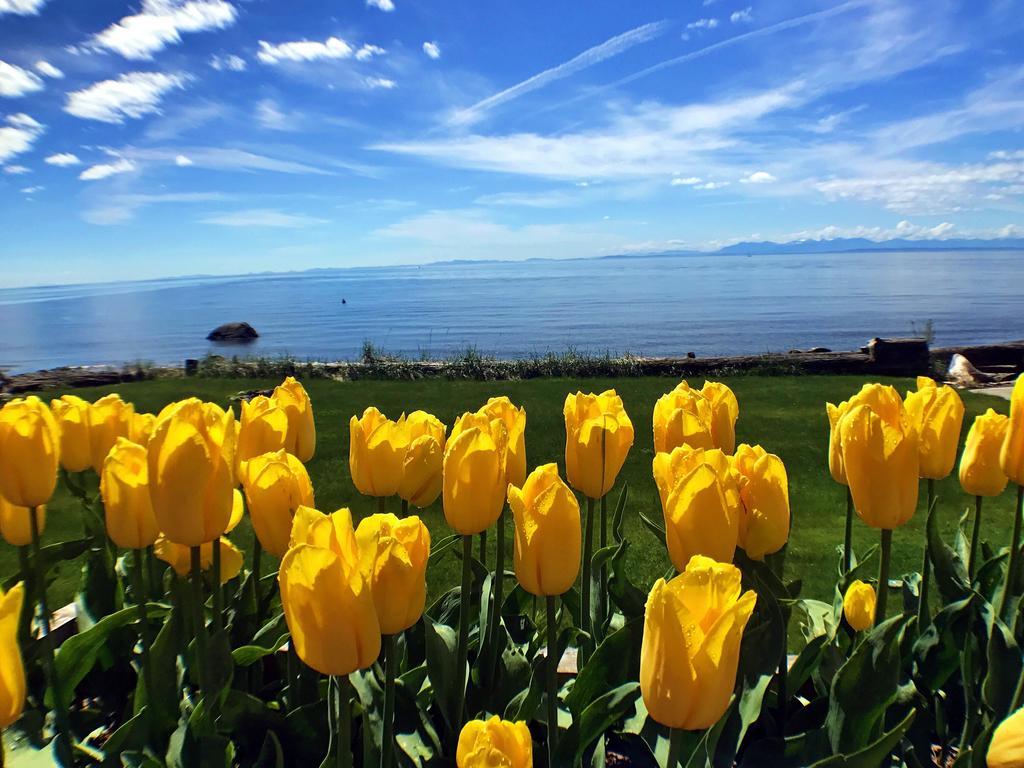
[0,372,1022,767]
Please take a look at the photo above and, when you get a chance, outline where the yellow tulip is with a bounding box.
[652,445,742,522]
[0,396,60,508]
[240,450,315,558]
[842,579,876,631]
[227,489,245,534]
[100,438,158,550]
[456,716,533,768]
[659,463,739,572]
[701,381,739,454]
[397,411,447,508]
[640,555,756,730]
[838,401,919,530]
[279,507,380,675]
[355,513,431,634]
[652,382,714,455]
[826,383,906,487]
[273,377,316,462]
[989,707,1024,768]
[564,390,634,499]
[443,416,508,535]
[154,535,243,583]
[0,583,25,729]
[129,412,156,446]
[1001,374,1024,485]
[904,377,965,480]
[349,407,407,498]
[960,409,1010,497]
[88,393,134,471]
[507,463,581,597]
[825,400,850,486]
[732,444,790,561]
[148,398,237,546]
[50,395,91,472]
[236,396,288,473]
[0,498,45,548]
[478,397,527,488]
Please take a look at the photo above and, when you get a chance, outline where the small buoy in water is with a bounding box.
[342,298,347,304]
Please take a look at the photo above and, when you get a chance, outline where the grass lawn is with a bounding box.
[5,374,1015,620]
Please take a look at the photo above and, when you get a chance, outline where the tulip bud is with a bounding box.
[236,396,289,473]
[960,409,1010,497]
[355,513,431,634]
[456,716,533,768]
[507,463,581,597]
[227,489,244,534]
[148,398,237,546]
[827,384,906,488]
[732,444,790,561]
[565,390,634,499]
[273,377,316,462]
[478,397,527,488]
[700,381,739,454]
[842,579,876,631]
[0,583,26,729]
[825,400,850,486]
[652,445,742,522]
[0,497,45,548]
[904,377,965,480]
[89,394,134,471]
[660,463,739,571]
[50,395,91,472]
[349,408,406,498]
[0,396,60,508]
[397,411,446,508]
[241,450,315,558]
[130,412,156,446]
[443,415,508,535]
[279,507,380,676]
[1001,374,1024,485]
[838,399,919,530]
[652,382,714,455]
[988,707,1024,768]
[640,555,756,730]
[100,438,159,550]
[154,535,243,583]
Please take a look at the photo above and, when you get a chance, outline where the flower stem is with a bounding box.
[998,485,1024,620]
[190,545,207,693]
[486,508,506,686]
[130,549,156,722]
[917,479,935,629]
[666,728,684,768]
[400,498,409,518]
[212,538,223,633]
[876,528,893,626]
[381,634,397,768]
[843,487,853,573]
[334,675,353,768]
[16,546,33,648]
[545,596,559,767]
[478,530,488,569]
[599,493,608,629]
[580,497,595,663]
[377,496,387,514]
[969,495,983,580]
[455,535,473,730]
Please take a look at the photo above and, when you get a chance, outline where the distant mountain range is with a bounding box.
[714,237,1024,255]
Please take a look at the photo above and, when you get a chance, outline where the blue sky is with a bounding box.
[0,0,1022,287]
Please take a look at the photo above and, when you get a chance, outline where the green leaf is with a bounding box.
[424,617,464,731]
[233,635,288,666]
[912,595,973,692]
[254,731,285,768]
[429,534,461,562]
[102,707,150,760]
[555,682,641,765]
[927,498,970,603]
[638,508,666,542]
[136,596,183,729]
[982,607,1021,720]
[203,628,235,702]
[565,618,642,718]
[809,709,916,767]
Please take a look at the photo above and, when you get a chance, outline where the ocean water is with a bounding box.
[0,250,1021,374]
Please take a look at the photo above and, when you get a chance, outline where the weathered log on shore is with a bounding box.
[2,366,150,395]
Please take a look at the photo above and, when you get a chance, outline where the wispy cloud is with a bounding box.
[201,208,329,227]
[0,113,44,163]
[365,76,397,90]
[88,0,238,60]
[3,164,30,174]
[0,0,47,15]
[257,36,384,64]
[730,8,753,24]
[423,41,441,60]
[45,152,81,166]
[366,0,394,11]
[209,53,246,71]
[0,60,45,97]
[741,170,776,184]
[83,191,228,225]
[65,72,189,123]
[34,60,63,78]
[79,157,135,181]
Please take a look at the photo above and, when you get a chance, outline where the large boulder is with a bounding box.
[207,322,259,342]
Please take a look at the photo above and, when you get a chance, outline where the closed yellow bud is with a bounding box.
[129,412,156,446]
[960,409,1010,497]
[700,381,739,454]
[456,716,533,768]
[508,463,581,597]
[904,377,965,479]
[0,396,60,508]
[565,390,634,499]
[50,395,92,472]
[640,555,756,730]
[652,445,742,522]
[154,535,243,583]
[652,382,714,455]
[100,438,158,550]
[825,400,850,486]
[1001,374,1024,485]
[89,394,134,471]
[826,384,906,488]
[273,377,316,462]
[443,416,508,535]
[279,508,380,675]
[397,411,446,508]
[349,408,406,498]
[842,579,876,631]
[732,444,790,561]
[839,400,919,530]
[989,707,1024,768]
[0,583,26,729]
[236,396,288,474]
[241,450,315,558]
[355,513,431,634]
[227,489,244,534]
[478,397,527,488]
[148,398,237,546]
[0,498,45,548]
[660,463,739,572]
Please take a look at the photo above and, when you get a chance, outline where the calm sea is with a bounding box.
[1,250,1021,374]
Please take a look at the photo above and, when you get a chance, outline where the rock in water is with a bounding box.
[207,322,259,342]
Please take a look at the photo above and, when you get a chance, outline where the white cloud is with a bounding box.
[3,164,30,174]
[741,170,777,184]
[209,53,246,71]
[697,181,730,190]
[0,113,43,163]
[670,176,702,186]
[686,18,719,30]
[0,61,45,97]
[83,191,226,224]
[79,157,135,181]
[776,221,963,243]
[174,154,192,166]
[0,0,47,15]
[990,150,1024,161]
[422,41,441,60]
[34,61,63,79]
[89,0,238,60]
[730,7,753,23]
[201,208,329,227]
[65,72,188,123]
[806,105,866,134]
[474,190,578,208]
[257,36,356,64]
[254,99,301,130]
[355,44,385,61]
[20,184,42,193]
[366,0,394,11]
[45,152,81,166]
[365,76,396,90]
[123,146,345,175]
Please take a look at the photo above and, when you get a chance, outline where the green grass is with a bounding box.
[6,375,1015,615]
